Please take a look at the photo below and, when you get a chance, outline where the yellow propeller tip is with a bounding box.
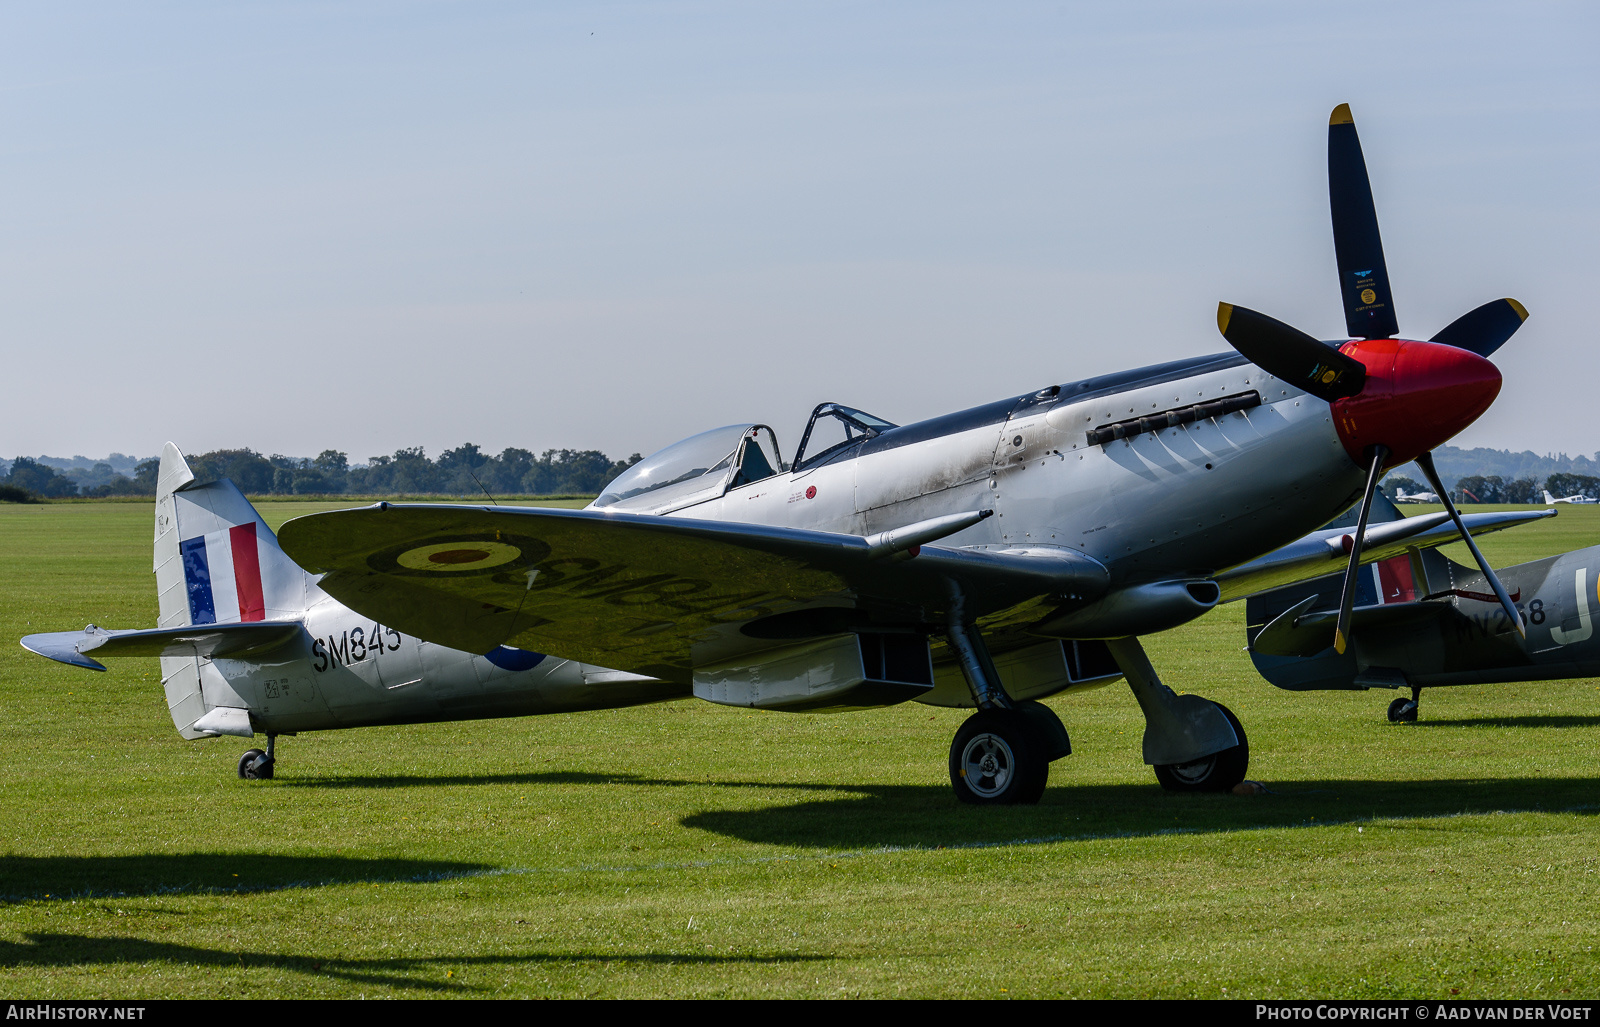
[1333,631,1348,654]
[1217,302,1234,335]
[1330,103,1353,126]
[1507,298,1529,321]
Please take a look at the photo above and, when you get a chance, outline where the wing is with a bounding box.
[22,621,303,671]
[277,504,1109,682]
[1215,508,1554,602]
[1250,593,1463,658]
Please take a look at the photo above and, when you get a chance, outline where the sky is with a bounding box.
[1,1,1595,466]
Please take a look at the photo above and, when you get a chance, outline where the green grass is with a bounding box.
[1,500,1597,998]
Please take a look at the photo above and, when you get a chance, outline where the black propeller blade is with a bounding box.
[1416,451,1526,639]
[1431,298,1530,358]
[1217,303,1366,401]
[1333,444,1389,655]
[1329,104,1400,340]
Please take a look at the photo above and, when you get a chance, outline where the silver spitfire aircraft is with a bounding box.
[21,105,1545,802]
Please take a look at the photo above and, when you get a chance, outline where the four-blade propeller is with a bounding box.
[1216,104,1530,653]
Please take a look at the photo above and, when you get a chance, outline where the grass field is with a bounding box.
[1,499,1597,998]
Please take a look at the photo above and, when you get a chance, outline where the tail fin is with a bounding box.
[1544,490,1557,505]
[154,443,314,628]
[152,443,316,737]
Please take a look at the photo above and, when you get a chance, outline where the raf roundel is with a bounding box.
[395,540,523,573]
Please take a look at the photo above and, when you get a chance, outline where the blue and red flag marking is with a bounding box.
[181,524,545,669]
[180,523,267,625]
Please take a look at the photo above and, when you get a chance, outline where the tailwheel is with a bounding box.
[238,748,274,780]
[1152,703,1249,793]
[1387,697,1418,723]
[949,709,1048,805]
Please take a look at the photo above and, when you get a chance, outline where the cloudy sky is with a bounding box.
[1,2,1595,465]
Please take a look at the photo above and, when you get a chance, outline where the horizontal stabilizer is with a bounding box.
[21,621,303,671]
[1217,508,1553,602]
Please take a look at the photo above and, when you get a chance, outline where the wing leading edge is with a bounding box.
[1215,508,1554,602]
[277,504,1110,682]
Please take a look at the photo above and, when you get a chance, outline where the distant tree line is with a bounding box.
[9,439,1600,505]
[1450,475,1541,504]
[0,445,643,500]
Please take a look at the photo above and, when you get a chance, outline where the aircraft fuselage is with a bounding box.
[191,601,681,737]
[672,352,1367,648]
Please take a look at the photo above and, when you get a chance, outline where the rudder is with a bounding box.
[151,443,316,737]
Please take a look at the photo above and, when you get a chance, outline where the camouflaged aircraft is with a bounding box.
[21,106,1550,801]
[1247,494,1600,725]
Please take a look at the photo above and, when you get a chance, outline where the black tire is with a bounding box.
[1387,697,1418,723]
[1152,702,1248,793]
[238,749,274,780]
[949,709,1049,805]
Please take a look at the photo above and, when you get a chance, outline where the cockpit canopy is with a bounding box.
[792,403,897,470]
[592,402,898,514]
[592,424,787,514]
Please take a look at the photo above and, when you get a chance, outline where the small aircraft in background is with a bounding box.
[1393,487,1440,504]
[21,105,1545,801]
[1243,494,1600,723]
[1544,490,1597,506]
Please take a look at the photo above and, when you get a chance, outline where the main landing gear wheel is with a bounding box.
[949,709,1048,805]
[1387,697,1419,723]
[238,749,274,780]
[1152,703,1248,794]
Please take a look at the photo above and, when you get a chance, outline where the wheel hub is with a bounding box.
[1167,755,1217,785]
[960,733,1015,798]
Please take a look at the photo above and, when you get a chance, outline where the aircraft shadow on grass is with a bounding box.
[0,854,492,906]
[0,934,829,990]
[669,776,1600,851]
[283,770,1600,851]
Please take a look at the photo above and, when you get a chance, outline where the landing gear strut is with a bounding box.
[1387,686,1421,723]
[1151,704,1249,793]
[239,734,277,779]
[1107,636,1250,793]
[944,594,1065,805]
